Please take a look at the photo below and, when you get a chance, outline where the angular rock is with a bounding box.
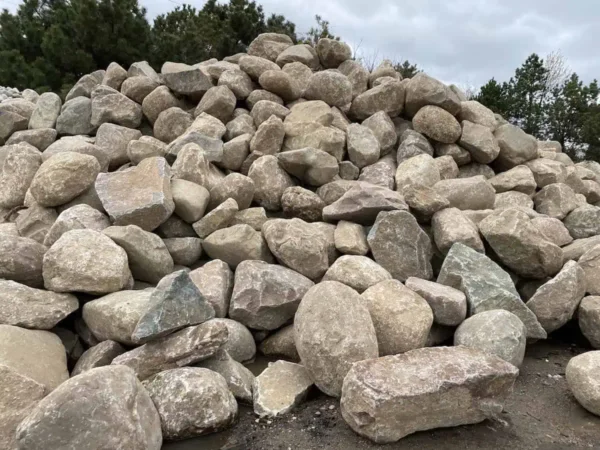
[250,114,284,155]
[432,207,484,254]
[30,152,100,207]
[262,218,330,280]
[338,60,369,99]
[248,155,295,211]
[564,205,600,239]
[29,92,61,129]
[323,255,391,293]
[459,120,500,163]
[208,173,254,210]
[494,191,534,210]
[526,261,586,333]
[189,260,233,318]
[254,360,313,417]
[196,349,254,403]
[170,179,210,224]
[294,281,378,396]
[531,216,573,247]
[142,86,181,125]
[340,346,518,443]
[259,325,300,362]
[251,100,290,127]
[403,184,450,221]
[362,279,433,355]
[579,296,600,348]
[96,122,142,169]
[437,243,546,339]
[489,165,537,195]
[277,147,339,186]
[395,154,440,193]
[433,176,496,210]
[405,277,467,326]
[533,183,578,219]
[367,210,433,281]
[458,100,496,130]
[90,85,142,128]
[6,128,57,151]
[316,38,352,68]
[455,310,526,367]
[193,198,238,238]
[334,220,368,256]
[0,279,78,329]
[15,366,162,450]
[404,73,461,117]
[96,156,175,231]
[494,123,538,169]
[281,186,324,222]
[43,229,131,294]
[44,204,109,247]
[349,80,405,120]
[346,123,380,168]
[526,158,568,188]
[434,142,471,166]
[196,86,237,123]
[0,235,46,288]
[203,224,273,268]
[163,67,212,97]
[163,237,203,266]
[71,340,126,376]
[55,97,95,135]
[15,204,57,244]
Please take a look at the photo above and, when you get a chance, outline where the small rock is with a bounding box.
[334,220,369,256]
[258,325,300,362]
[197,349,255,403]
[71,340,125,376]
[203,224,274,268]
[566,351,600,416]
[323,255,391,293]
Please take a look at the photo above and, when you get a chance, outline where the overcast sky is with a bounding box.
[141,0,600,89]
[5,0,599,88]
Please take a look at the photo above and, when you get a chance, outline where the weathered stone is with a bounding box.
[0,324,68,390]
[207,318,255,363]
[334,220,368,255]
[102,62,127,90]
[413,105,461,144]
[6,128,57,151]
[112,320,228,380]
[459,120,500,163]
[403,184,450,221]
[259,325,300,362]
[262,218,329,280]
[222,134,251,170]
[96,157,175,231]
[248,33,293,61]
[433,176,496,210]
[531,216,573,247]
[162,237,202,266]
[43,137,109,170]
[564,205,600,239]
[251,100,290,127]
[316,38,352,68]
[153,107,192,144]
[434,142,471,166]
[276,43,319,69]
[122,76,160,104]
[367,210,433,281]
[489,165,537,195]
[458,162,495,179]
[578,245,600,295]
[480,208,563,279]
[533,183,578,219]
[13,204,56,244]
[455,310,526,367]
[44,204,108,248]
[494,190,534,210]
[203,224,273,268]
[305,70,353,107]
[231,207,268,230]
[0,235,46,288]
[322,255,390,293]
[526,158,568,188]
[171,179,210,224]
[218,69,253,100]
[163,67,213,98]
[395,154,440,193]
[362,279,433,355]
[579,296,600,348]
[96,122,142,169]
[90,85,142,128]
[405,277,467,326]
[208,173,255,210]
[193,198,238,238]
[277,147,339,186]
[167,130,224,164]
[29,92,61,129]
[15,366,162,450]
[254,360,313,417]
[43,229,131,294]
[142,86,182,125]
[526,261,586,333]
[0,279,78,329]
[248,155,295,211]
[494,123,538,169]
[294,281,378,397]
[349,80,405,120]
[30,152,100,207]
[250,114,284,155]
[55,97,96,136]
[346,123,380,168]
[171,143,224,190]
[338,60,369,99]
[281,186,324,222]
[196,349,254,403]
[71,340,125,376]
[437,243,546,339]
[64,71,103,101]
[458,100,496,130]
[282,62,314,93]
[404,73,461,117]
[188,260,233,319]
[398,129,434,163]
[566,351,600,416]
[156,215,196,239]
[432,207,484,254]
[283,125,346,162]
[340,346,518,443]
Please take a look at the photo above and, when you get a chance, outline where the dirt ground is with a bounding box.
[163,328,600,450]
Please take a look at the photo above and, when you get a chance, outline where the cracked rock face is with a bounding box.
[340,346,518,443]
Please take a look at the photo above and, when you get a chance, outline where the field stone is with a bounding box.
[403,184,450,222]
[526,261,586,333]
[0,143,41,208]
[276,44,319,69]
[248,33,294,62]
[395,154,440,193]
[0,324,68,390]
[347,123,380,169]
[579,296,600,348]
[111,320,228,380]
[338,60,369,99]
[251,100,290,127]
[323,255,391,293]
[250,115,284,155]
[489,165,537,195]
[458,100,497,130]
[90,85,143,128]
[294,281,378,397]
[566,351,600,416]
[193,198,238,238]
[531,216,573,247]
[249,155,295,211]
[533,183,578,219]
[14,204,57,244]
[254,360,313,417]
[170,179,210,223]
[161,237,200,266]
[283,62,314,93]
[43,229,131,294]
[44,204,109,247]
[404,73,462,117]
[362,279,433,355]
[208,318,256,363]
[163,67,213,98]
[435,155,459,180]
[15,366,162,450]
[154,107,193,144]
[0,280,78,330]
[316,38,352,68]
[222,134,251,170]
[459,162,496,179]
[413,105,461,144]
[157,214,196,239]
[340,346,518,443]
[305,70,353,108]
[454,310,527,367]
[196,349,254,403]
[55,97,94,135]
[367,210,433,282]
[339,160,359,180]
[564,205,600,239]
[494,191,534,210]
[281,186,324,222]
[405,277,467,326]
[349,80,405,120]
[459,120,500,163]
[479,208,563,279]
[6,128,57,151]
[29,92,61,129]
[433,176,496,210]
[203,224,273,268]
[259,325,300,362]
[334,220,368,255]
[263,218,329,280]
[432,207,484,255]
[494,123,538,169]
[102,62,127,90]
[189,260,233,319]
[218,69,253,100]
[71,340,125,376]
[30,152,100,207]
[277,147,339,186]
[526,158,568,187]
[435,142,470,166]
[95,122,142,169]
[0,235,46,288]
[141,86,181,125]
[208,173,255,210]
[437,243,547,339]
[96,156,175,231]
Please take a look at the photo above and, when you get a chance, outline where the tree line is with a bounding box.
[475,52,600,162]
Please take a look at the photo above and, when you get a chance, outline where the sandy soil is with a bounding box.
[163,329,600,450]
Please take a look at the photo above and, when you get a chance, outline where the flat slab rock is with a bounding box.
[340,346,518,443]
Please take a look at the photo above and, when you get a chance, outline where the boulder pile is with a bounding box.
[2,33,600,447]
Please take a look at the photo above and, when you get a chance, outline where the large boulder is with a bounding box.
[43,229,131,294]
[564,205,600,239]
[455,310,527,367]
[95,122,142,169]
[202,224,273,268]
[15,366,162,450]
[0,235,46,288]
[304,70,353,107]
[413,105,461,144]
[248,33,294,62]
[479,208,563,279]
[340,346,518,443]
[248,155,295,211]
[229,260,313,330]
[44,204,109,247]
[432,176,495,210]
[0,280,78,329]
[143,368,237,440]
[494,123,538,169]
[90,85,142,128]
[432,207,484,254]
[367,210,433,281]
[404,73,461,117]
[189,260,233,318]
[437,243,546,339]
[96,157,175,231]
[294,281,378,397]
[29,92,61,129]
[349,80,405,120]
[459,120,500,163]
[0,143,41,208]
[316,38,352,68]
